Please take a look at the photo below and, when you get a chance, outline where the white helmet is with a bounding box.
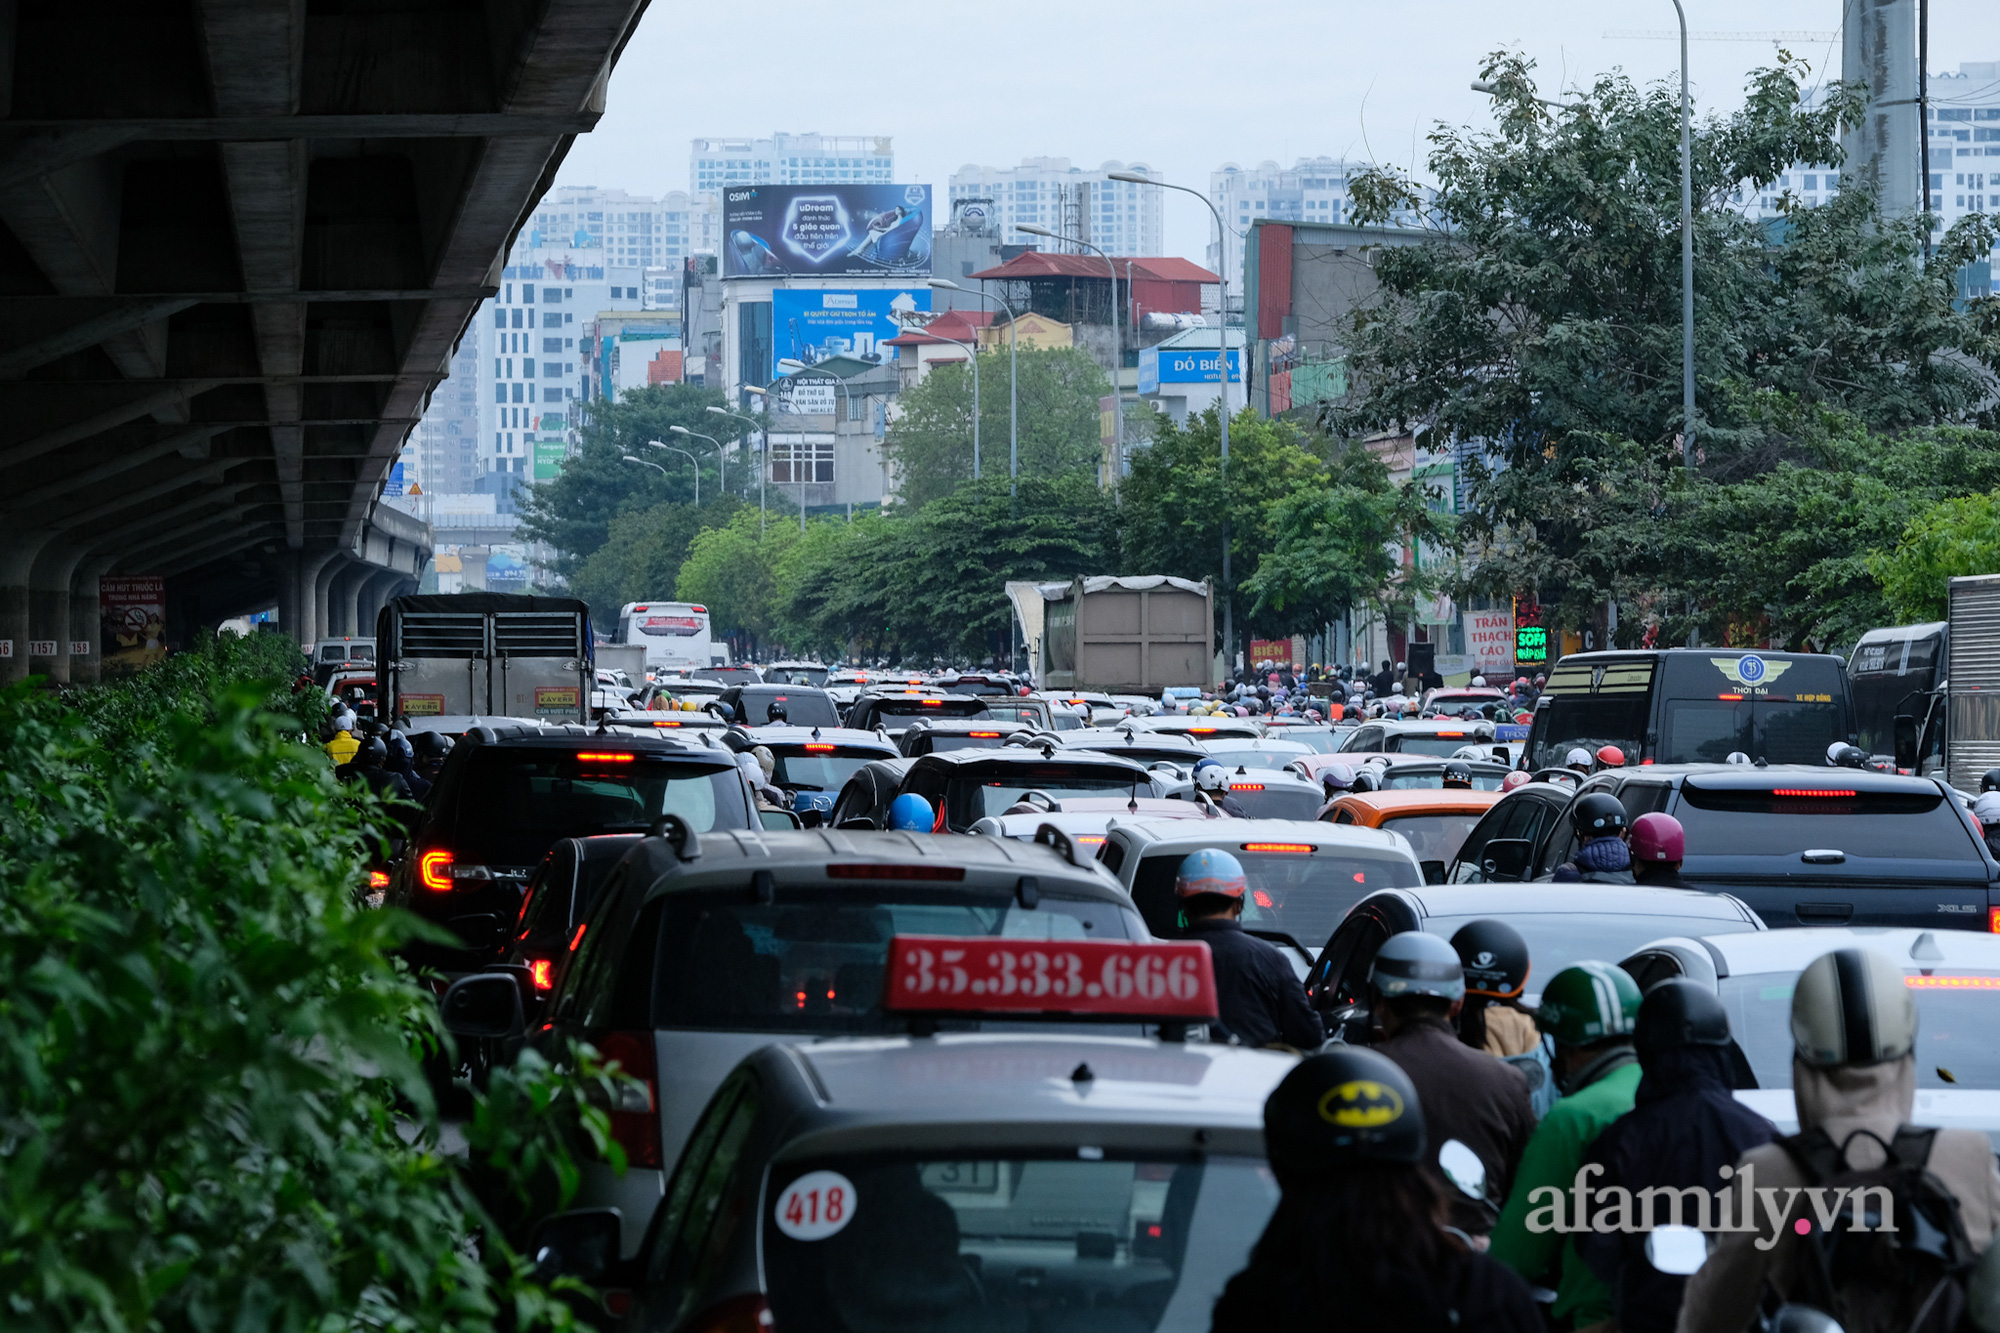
[1974,792,2000,827]
[1391,682,1405,695]
[1452,745,1487,762]
[1195,764,1230,792]
[1565,747,1593,769]
[1471,675,1487,687]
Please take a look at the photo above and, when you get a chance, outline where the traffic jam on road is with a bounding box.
[315,586,2000,1333]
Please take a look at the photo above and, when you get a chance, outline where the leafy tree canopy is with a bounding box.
[1870,489,2000,625]
[884,346,1107,508]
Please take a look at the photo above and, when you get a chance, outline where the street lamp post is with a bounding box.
[640,443,700,504]
[621,454,667,478]
[1107,171,1237,666]
[706,404,764,530]
[667,425,726,494]
[929,278,1019,494]
[1017,223,1125,493]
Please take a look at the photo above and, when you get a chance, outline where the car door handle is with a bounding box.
[1801,849,1846,864]
[1795,902,1854,924]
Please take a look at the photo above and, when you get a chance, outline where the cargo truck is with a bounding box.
[377,593,592,730]
[1844,577,2000,790]
[1947,575,2000,792]
[1037,576,1214,694]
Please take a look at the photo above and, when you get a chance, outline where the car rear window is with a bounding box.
[1659,699,1845,766]
[1721,971,2000,1095]
[646,888,1131,1033]
[1380,769,1509,792]
[922,733,1012,753]
[1202,747,1303,770]
[947,767,1153,826]
[770,748,888,793]
[979,702,1048,726]
[452,749,748,865]
[1675,782,1979,860]
[1133,846,1419,948]
[870,698,988,720]
[1217,781,1324,822]
[736,690,839,728]
[1389,734,1487,757]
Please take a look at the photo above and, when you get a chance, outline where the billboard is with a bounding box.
[723,184,933,278]
[770,287,929,381]
[533,440,567,480]
[1139,345,1240,394]
[1465,607,1516,673]
[101,575,166,670]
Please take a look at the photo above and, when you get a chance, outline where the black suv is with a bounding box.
[387,729,755,973]
[842,690,989,736]
[836,747,1163,833]
[712,683,840,728]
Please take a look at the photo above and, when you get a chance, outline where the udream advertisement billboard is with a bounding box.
[723,184,933,278]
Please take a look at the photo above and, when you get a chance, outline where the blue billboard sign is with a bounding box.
[770,288,931,381]
[723,184,933,278]
[1138,345,1241,394]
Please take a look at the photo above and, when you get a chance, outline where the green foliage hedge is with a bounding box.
[0,640,614,1332]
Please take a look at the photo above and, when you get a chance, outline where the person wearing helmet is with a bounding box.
[1214,1050,1543,1333]
[1974,792,2000,859]
[1983,767,2000,794]
[1490,961,1643,1331]
[1368,931,1535,1238]
[1499,770,1532,793]
[1174,848,1321,1050]
[323,710,360,767]
[1440,760,1475,791]
[335,734,417,813]
[1450,919,1557,1119]
[1550,791,1635,885]
[1193,758,1249,817]
[1574,981,1775,1333]
[1628,811,1693,887]
[1563,747,1594,775]
[1317,762,1357,806]
[410,730,453,785]
[736,751,787,811]
[886,792,936,832]
[764,698,789,725]
[1825,740,1866,768]
[383,728,430,800]
[1678,949,2000,1333]
[1593,744,1624,770]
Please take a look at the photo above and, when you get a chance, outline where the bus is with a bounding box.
[616,601,727,671]
[1846,623,1946,774]
[1521,649,1857,771]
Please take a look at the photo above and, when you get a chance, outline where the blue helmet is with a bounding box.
[1174,848,1247,901]
[887,792,935,832]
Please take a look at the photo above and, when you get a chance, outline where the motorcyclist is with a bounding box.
[1449,919,1556,1117]
[1677,947,2000,1333]
[1490,961,1644,1331]
[1982,768,2000,794]
[1974,792,2000,860]
[335,735,415,804]
[1173,849,1321,1050]
[1593,744,1625,771]
[1441,760,1475,790]
[737,749,787,810]
[1577,980,1776,1333]
[1564,746,1594,776]
[324,709,360,766]
[886,792,935,832]
[1213,1048,1542,1332]
[383,728,430,800]
[1193,759,1248,817]
[1369,931,1536,1237]
[1628,811,1695,887]
[764,698,789,725]
[1318,762,1357,809]
[1550,792,1635,884]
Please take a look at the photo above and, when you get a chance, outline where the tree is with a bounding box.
[674,509,801,656]
[565,496,741,623]
[884,346,1107,508]
[1870,491,2000,624]
[1330,51,2000,624]
[519,383,744,579]
[1119,407,1327,637]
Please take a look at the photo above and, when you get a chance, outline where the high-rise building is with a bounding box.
[686,133,895,251]
[1209,158,1431,294]
[947,159,1164,256]
[406,325,482,494]
[527,186,694,271]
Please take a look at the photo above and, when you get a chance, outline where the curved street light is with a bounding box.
[708,404,766,531]
[667,425,725,493]
[929,278,1019,493]
[645,441,701,504]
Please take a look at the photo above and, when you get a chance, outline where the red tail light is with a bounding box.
[1252,890,1275,908]
[804,742,834,752]
[419,849,453,891]
[575,752,636,763]
[368,870,390,889]
[968,731,1001,738]
[1990,906,2000,934]
[569,922,587,951]
[1772,789,1857,798]
[688,1295,773,1333]
[595,1029,661,1168]
[1229,783,1265,791]
[529,957,554,991]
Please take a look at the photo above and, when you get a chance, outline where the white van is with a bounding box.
[615,601,727,670]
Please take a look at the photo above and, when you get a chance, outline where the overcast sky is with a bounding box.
[552,0,2000,264]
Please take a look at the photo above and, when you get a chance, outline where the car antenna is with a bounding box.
[1128,774,1140,815]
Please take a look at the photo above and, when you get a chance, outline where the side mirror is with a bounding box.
[528,1208,623,1283]
[797,807,824,829]
[759,808,804,830]
[1438,1138,1489,1203]
[440,972,524,1040]
[1893,715,1919,770]
[1645,1223,1709,1276]
[1420,859,1448,885]
[1479,838,1533,882]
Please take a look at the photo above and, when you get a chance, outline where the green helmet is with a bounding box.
[1534,961,1642,1046]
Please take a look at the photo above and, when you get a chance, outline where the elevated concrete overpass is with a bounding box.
[0,0,648,681]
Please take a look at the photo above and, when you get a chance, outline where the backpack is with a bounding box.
[1775,1125,1976,1333]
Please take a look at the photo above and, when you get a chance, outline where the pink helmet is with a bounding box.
[1501,770,1532,791]
[1631,812,1686,863]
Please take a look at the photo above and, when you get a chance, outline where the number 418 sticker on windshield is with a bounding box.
[774,1170,857,1241]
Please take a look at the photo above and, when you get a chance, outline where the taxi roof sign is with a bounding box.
[883,934,1217,1022]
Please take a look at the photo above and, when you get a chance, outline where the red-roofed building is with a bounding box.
[967,253,1219,333]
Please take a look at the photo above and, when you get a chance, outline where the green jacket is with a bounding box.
[1489,1050,1641,1329]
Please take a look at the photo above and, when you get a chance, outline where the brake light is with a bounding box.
[1719,693,1744,701]
[1437,731,1465,738]
[1772,789,1857,797]
[1905,974,2000,989]
[575,752,635,762]
[420,849,453,891]
[529,957,554,991]
[569,923,587,951]
[1641,757,1655,765]
[969,731,1001,738]
[1075,834,1105,846]
[687,1294,772,1333]
[595,1029,662,1169]
[651,719,683,726]
[368,870,390,889]
[691,605,706,613]
[1189,727,1216,734]
[921,699,943,706]
[1244,842,1314,853]
[1252,890,1275,908]
[1991,906,2000,934]
[826,864,967,881]
[1230,783,1265,791]
[804,742,834,752]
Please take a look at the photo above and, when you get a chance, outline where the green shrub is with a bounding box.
[0,659,612,1330]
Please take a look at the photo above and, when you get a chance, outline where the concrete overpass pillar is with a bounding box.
[69,556,112,685]
[355,567,404,639]
[28,542,87,683]
[312,555,348,647]
[331,563,373,638]
[0,531,54,685]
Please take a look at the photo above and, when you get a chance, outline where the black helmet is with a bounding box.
[355,736,388,768]
[1982,768,2000,794]
[1449,919,1530,999]
[1263,1047,1424,1174]
[1634,978,1733,1059]
[765,700,788,724]
[411,730,453,758]
[1441,760,1473,790]
[1571,791,1627,837]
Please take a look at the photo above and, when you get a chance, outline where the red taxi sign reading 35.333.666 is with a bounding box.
[882,935,1218,1020]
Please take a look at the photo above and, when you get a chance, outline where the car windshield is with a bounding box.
[648,890,1131,1033]
[1529,695,1648,771]
[1281,729,1340,754]
[1720,970,2000,1093]
[763,1153,1279,1333]
[770,748,888,793]
[948,769,1152,826]
[1379,769,1509,792]
[452,750,748,865]
[1133,847,1420,948]
[1423,912,1761,1001]
[1675,783,1979,861]
[1389,734,1487,757]
[1378,812,1485,865]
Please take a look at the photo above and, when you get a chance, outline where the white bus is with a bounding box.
[616,601,728,671]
